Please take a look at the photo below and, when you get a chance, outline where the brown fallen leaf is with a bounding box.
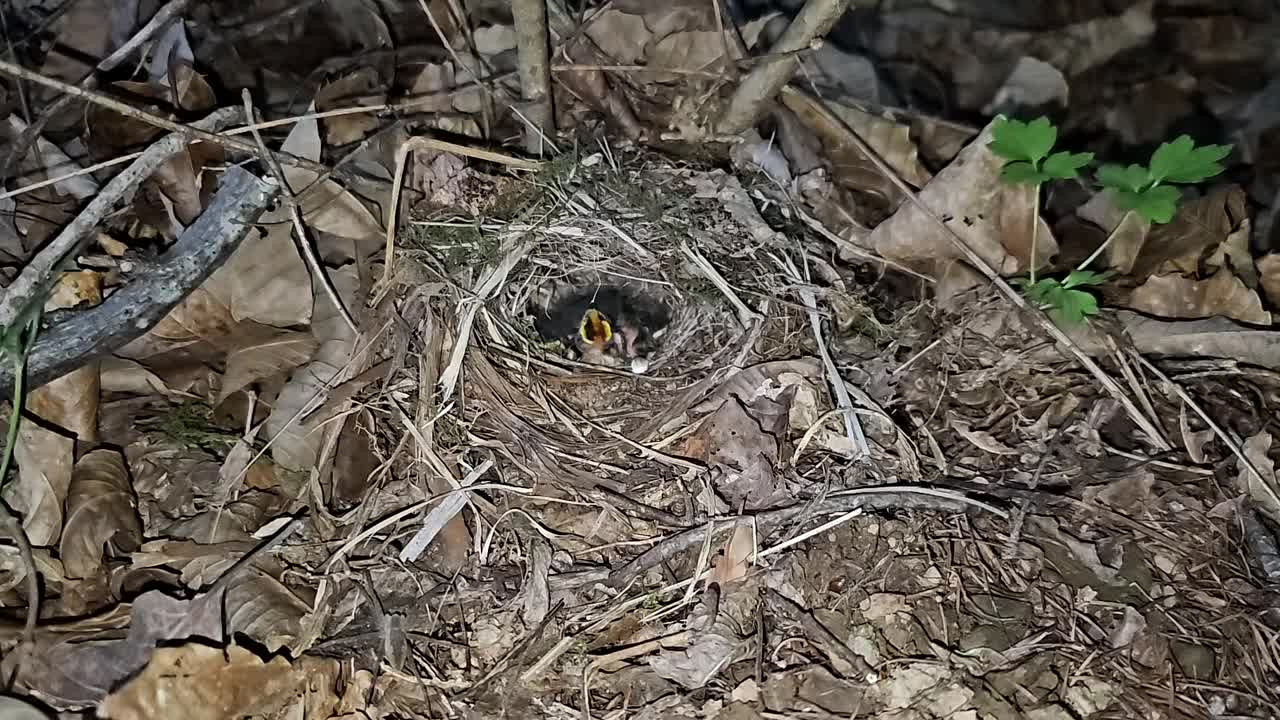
[4,588,224,709]
[782,90,931,214]
[116,286,236,360]
[316,68,386,146]
[1133,187,1245,279]
[60,448,143,579]
[204,221,314,330]
[44,270,103,311]
[264,104,383,247]
[266,266,362,470]
[99,644,342,720]
[843,116,1056,295]
[225,567,321,654]
[215,322,319,407]
[1259,254,1280,309]
[1124,267,1270,325]
[4,365,95,545]
[1239,432,1280,526]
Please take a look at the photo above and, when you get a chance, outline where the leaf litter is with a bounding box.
[0,1,1277,719]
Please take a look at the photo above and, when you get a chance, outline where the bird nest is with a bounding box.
[391,148,862,501]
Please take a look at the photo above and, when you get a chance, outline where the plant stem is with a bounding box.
[1074,209,1134,274]
[1028,185,1041,285]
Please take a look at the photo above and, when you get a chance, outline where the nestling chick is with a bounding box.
[531,284,670,373]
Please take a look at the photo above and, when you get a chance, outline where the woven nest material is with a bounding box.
[396,152,859,496]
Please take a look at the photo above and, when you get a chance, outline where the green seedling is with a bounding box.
[990,117,1231,327]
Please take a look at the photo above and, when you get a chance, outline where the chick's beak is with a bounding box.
[579,308,612,348]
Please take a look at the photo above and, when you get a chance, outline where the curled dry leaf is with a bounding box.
[4,364,97,545]
[1124,267,1270,325]
[60,448,143,579]
[266,267,362,470]
[263,104,383,247]
[215,322,320,407]
[98,644,343,720]
[225,567,320,653]
[1133,187,1246,279]
[1239,432,1280,526]
[846,117,1056,293]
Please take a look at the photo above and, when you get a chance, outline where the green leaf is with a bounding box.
[1133,185,1181,224]
[1061,269,1113,289]
[1041,151,1094,180]
[1097,163,1149,194]
[1148,135,1232,185]
[1000,161,1049,185]
[989,116,1057,164]
[1047,288,1099,326]
[1023,278,1062,306]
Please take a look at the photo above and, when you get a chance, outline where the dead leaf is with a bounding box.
[783,91,931,210]
[1077,192,1150,274]
[117,286,236,360]
[1179,403,1213,464]
[45,271,103,311]
[6,588,225,709]
[99,357,174,396]
[843,116,1056,287]
[60,448,143,579]
[225,568,320,653]
[1083,469,1155,512]
[216,322,319,407]
[4,364,96,545]
[986,56,1068,112]
[204,222,314,330]
[951,418,1019,456]
[1125,267,1270,325]
[316,68,386,146]
[1134,187,1245,278]
[266,267,362,470]
[264,104,383,244]
[710,523,754,586]
[1259,254,1280,308]
[1239,432,1280,526]
[99,644,342,720]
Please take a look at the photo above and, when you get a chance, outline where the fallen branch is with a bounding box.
[0,166,279,397]
[0,106,245,331]
[0,59,363,190]
[0,0,195,184]
[512,0,555,154]
[716,0,852,135]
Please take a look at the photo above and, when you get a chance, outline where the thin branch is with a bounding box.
[241,90,358,334]
[0,0,196,183]
[716,0,852,135]
[0,58,355,186]
[0,106,241,332]
[512,0,555,155]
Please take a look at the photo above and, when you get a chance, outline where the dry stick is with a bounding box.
[1132,352,1280,511]
[0,58,353,187]
[716,0,851,135]
[0,105,241,331]
[512,0,555,156]
[0,85,521,203]
[241,90,358,334]
[0,0,196,184]
[793,90,1171,451]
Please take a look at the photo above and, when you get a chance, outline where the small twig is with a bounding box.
[0,106,241,332]
[241,90,358,334]
[0,58,353,186]
[716,0,852,134]
[512,0,555,155]
[0,0,196,183]
[776,253,869,459]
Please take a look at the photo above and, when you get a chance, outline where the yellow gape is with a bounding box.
[578,308,613,347]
